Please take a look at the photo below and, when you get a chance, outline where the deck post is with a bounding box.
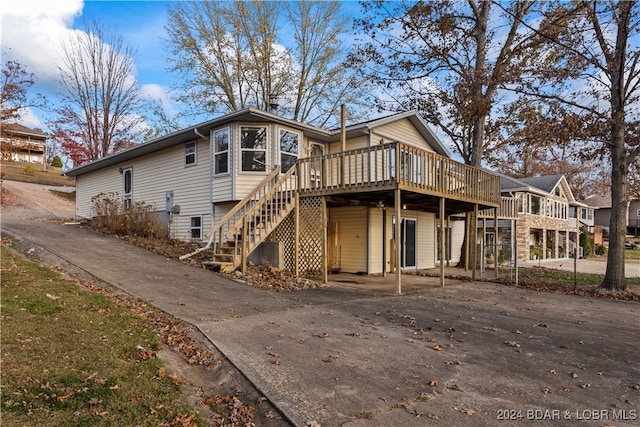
[440,197,445,287]
[241,216,248,274]
[464,212,471,271]
[322,196,328,284]
[395,187,402,295]
[472,204,478,280]
[446,215,451,267]
[382,208,387,277]
[494,208,499,279]
[482,217,487,278]
[294,194,300,277]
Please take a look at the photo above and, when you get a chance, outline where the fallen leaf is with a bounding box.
[461,408,476,415]
[171,372,181,384]
[432,343,444,351]
[428,380,438,386]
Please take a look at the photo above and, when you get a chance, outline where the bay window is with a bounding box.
[240,126,267,172]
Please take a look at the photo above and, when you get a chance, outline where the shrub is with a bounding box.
[51,155,63,168]
[90,192,166,238]
[580,232,592,257]
[21,165,36,175]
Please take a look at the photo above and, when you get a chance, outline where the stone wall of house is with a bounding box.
[516,214,578,261]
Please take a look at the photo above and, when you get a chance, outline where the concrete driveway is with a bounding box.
[2,182,639,427]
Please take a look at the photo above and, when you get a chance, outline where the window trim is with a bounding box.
[240,125,268,173]
[213,127,230,176]
[189,215,203,240]
[185,141,197,167]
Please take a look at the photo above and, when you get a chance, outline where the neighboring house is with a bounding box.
[65,108,501,290]
[476,174,594,262]
[584,195,640,238]
[0,123,47,164]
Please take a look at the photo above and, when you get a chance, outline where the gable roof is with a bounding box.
[2,122,48,139]
[583,194,611,208]
[497,173,579,204]
[336,110,450,157]
[519,175,564,193]
[65,109,448,177]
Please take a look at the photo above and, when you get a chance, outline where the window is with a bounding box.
[280,129,299,173]
[517,193,525,213]
[185,141,197,166]
[214,127,229,175]
[190,216,202,239]
[529,195,542,215]
[240,126,267,172]
[122,167,132,207]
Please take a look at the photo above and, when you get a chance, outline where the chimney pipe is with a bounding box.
[269,93,278,113]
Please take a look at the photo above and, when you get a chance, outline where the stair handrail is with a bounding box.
[225,165,297,241]
[179,165,282,260]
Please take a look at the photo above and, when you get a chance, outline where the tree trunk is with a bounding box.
[601,1,631,291]
[602,125,628,290]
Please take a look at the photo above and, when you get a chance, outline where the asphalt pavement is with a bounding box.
[2,182,639,427]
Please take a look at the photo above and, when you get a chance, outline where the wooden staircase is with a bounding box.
[181,165,297,273]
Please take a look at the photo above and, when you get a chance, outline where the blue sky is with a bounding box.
[1,0,364,131]
[1,0,178,128]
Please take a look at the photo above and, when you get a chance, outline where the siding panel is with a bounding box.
[75,139,213,241]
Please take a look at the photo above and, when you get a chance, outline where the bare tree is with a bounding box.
[349,0,551,167]
[165,0,367,127]
[0,54,44,125]
[52,22,144,166]
[516,1,640,289]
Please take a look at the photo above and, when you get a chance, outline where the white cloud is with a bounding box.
[1,0,84,82]
[17,107,44,129]
[141,83,177,117]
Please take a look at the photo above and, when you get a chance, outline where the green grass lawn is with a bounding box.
[624,247,640,260]
[0,247,203,426]
[517,266,640,292]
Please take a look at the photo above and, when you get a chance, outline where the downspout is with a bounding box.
[182,127,215,259]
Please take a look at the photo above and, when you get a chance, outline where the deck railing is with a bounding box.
[478,196,518,219]
[297,142,501,207]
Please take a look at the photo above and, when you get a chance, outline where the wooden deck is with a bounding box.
[297,142,501,214]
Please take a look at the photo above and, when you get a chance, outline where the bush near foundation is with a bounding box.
[90,192,166,238]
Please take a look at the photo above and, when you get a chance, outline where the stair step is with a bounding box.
[213,253,236,262]
[217,245,237,254]
[202,261,236,273]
